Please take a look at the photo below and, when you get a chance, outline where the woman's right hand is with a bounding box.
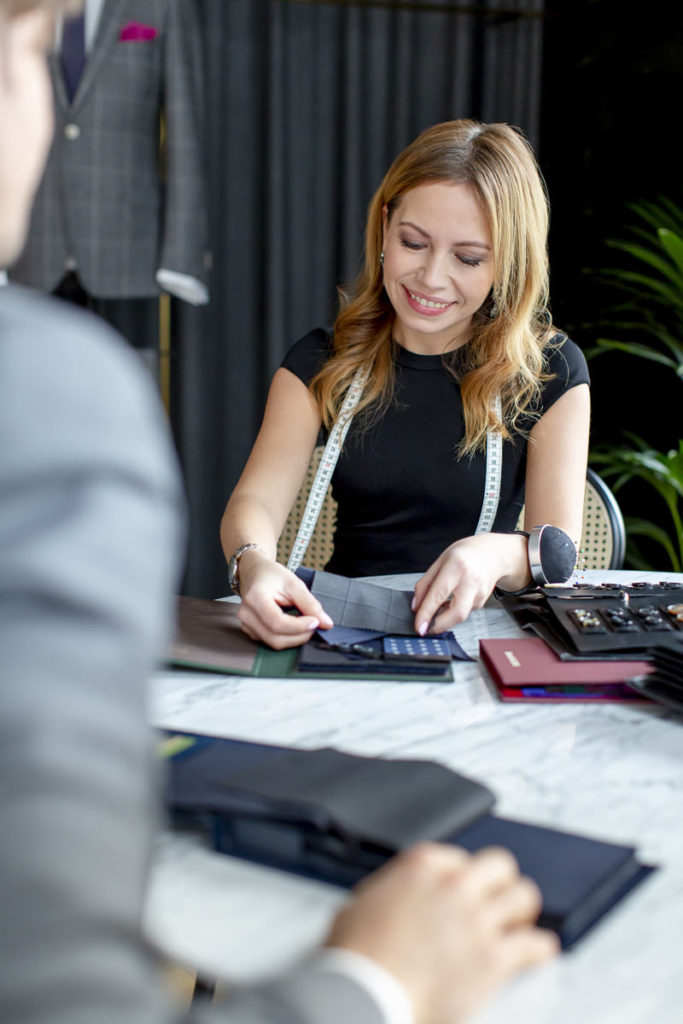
[236,549,334,649]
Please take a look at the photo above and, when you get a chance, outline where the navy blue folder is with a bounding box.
[162,731,654,950]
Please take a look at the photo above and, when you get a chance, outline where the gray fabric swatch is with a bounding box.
[310,570,415,634]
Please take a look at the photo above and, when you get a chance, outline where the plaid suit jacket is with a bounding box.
[10,0,209,299]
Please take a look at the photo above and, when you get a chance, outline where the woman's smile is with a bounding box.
[403,285,456,315]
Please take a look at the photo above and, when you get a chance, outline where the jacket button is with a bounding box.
[64,123,81,140]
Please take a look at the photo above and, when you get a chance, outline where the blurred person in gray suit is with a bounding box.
[0,3,558,1023]
[8,0,209,307]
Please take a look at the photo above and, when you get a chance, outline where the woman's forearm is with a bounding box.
[220,492,282,566]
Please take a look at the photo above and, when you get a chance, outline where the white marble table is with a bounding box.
[145,571,683,1023]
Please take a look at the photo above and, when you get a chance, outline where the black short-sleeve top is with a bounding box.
[281,328,590,577]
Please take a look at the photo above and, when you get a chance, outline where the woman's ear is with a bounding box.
[381,204,389,250]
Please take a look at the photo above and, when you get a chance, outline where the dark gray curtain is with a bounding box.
[173,0,545,597]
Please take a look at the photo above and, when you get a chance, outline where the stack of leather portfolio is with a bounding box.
[169,570,473,683]
[498,581,683,658]
[162,731,655,950]
[479,636,653,702]
[496,581,683,710]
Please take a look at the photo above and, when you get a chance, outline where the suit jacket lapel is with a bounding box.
[69,0,126,111]
[48,51,69,113]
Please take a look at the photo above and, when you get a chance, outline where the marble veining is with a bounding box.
[145,571,683,1021]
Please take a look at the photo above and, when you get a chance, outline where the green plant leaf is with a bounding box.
[603,269,683,308]
[658,229,683,279]
[658,198,683,232]
[622,542,655,572]
[586,197,683,572]
[624,517,681,571]
[629,199,683,236]
[606,238,682,287]
[586,338,680,370]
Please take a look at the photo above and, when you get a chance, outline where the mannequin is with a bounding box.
[9,0,210,341]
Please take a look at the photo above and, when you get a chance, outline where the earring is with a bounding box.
[380,250,385,267]
[489,298,498,318]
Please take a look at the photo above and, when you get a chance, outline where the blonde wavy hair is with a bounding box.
[311,119,557,455]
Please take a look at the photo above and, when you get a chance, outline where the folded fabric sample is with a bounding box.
[165,731,495,852]
[296,640,452,679]
[317,624,471,662]
[164,731,654,950]
[306,569,416,634]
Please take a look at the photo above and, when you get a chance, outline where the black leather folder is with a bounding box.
[162,731,654,949]
[498,584,683,659]
[625,643,683,714]
[168,596,454,682]
[164,732,494,852]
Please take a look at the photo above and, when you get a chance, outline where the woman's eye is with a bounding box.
[400,239,425,251]
[458,255,482,268]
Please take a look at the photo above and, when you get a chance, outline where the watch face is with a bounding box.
[530,525,576,585]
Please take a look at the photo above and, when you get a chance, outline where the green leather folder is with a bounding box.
[168,596,452,682]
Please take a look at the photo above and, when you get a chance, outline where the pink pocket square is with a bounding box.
[119,22,158,42]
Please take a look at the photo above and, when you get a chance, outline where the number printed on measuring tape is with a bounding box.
[474,395,503,535]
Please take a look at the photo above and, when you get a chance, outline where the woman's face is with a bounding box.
[381,181,494,355]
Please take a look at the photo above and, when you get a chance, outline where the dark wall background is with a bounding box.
[171,0,683,594]
[538,0,683,564]
[540,0,683,452]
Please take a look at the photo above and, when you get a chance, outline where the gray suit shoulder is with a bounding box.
[0,285,178,489]
[0,287,383,1024]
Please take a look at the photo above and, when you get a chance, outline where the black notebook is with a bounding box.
[162,731,654,949]
[626,643,683,714]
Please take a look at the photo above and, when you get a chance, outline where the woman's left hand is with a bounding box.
[412,533,529,635]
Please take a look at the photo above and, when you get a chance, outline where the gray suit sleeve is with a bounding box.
[0,289,389,1024]
[159,0,210,286]
[0,290,189,1024]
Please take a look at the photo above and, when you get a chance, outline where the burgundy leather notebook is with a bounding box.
[479,637,653,702]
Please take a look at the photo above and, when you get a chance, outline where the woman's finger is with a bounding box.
[413,568,460,635]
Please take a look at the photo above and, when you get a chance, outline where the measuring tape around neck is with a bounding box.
[474,393,503,535]
[286,370,504,571]
[287,366,370,571]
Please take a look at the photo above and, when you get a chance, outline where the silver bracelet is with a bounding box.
[228,542,265,595]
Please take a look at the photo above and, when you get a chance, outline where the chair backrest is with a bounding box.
[580,466,626,570]
[276,452,626,572]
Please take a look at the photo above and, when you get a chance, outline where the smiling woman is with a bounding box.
[220,119,591,649]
